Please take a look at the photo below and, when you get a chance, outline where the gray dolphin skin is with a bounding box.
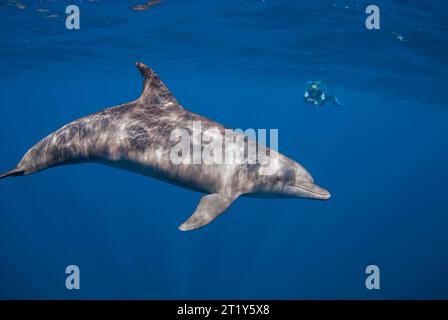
[0,62,330,231]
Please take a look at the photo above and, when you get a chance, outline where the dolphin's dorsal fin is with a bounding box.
[135,62,178,106]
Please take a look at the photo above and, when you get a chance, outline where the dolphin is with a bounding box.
[0,62,330,231]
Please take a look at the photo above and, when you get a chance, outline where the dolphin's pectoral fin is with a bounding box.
[135,61,179,107]
[178,193,238,231]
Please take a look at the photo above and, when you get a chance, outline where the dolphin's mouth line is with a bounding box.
[290,183,331,200]
[294,185,328,196]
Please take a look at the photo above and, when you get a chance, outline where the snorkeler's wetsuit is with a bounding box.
[304,88,342,106]
[304,88,325,106]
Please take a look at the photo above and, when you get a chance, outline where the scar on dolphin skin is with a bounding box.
[131,0,163,11]
[0,62,331,231]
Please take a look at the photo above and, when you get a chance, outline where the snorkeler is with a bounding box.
[303,81,342,107]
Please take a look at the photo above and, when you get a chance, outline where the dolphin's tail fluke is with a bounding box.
[0,168,24,180]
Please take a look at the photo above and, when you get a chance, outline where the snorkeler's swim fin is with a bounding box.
[333,97,343,107]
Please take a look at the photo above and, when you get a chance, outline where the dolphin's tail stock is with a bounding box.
[0,168,24,180]
[0,141,52,180]
[0,121,90,180]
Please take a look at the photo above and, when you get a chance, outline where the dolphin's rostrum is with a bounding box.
[0,62,330,231]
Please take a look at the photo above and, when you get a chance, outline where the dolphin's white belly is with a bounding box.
[109,147,235,195]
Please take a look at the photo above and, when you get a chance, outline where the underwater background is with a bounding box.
[0,0,447,299]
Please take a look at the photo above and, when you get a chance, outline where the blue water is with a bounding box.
[0,0,447,299]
